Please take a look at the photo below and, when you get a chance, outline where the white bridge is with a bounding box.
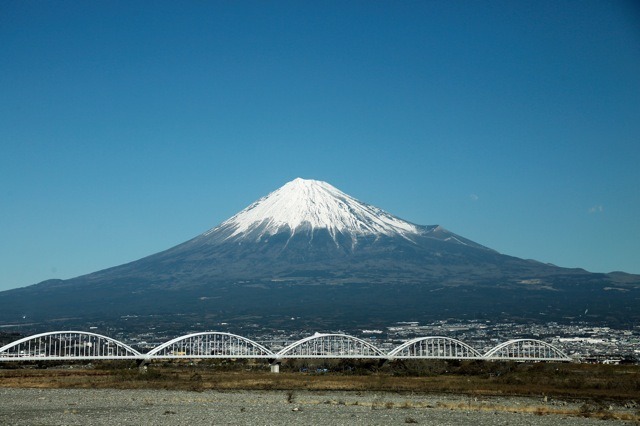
[0,331,572,366]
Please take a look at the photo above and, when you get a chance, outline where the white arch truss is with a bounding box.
[0,331,141,361]
[0,332,575,363]
[483,339,571,361]
[388,336,483,359]
[145,332,275,359]
[277,333,385,359]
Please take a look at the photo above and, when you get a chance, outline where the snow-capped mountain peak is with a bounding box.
[207,178,421,242]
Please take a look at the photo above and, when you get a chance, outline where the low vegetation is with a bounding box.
[1,359,639,422]
[0,359,638,399]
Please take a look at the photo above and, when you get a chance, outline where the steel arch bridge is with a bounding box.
[145,332,274,359]
[0,331,141,361]
[0,331,573,364]
[388,336,482,359]
[483,339,572,362]
[275,333,385,359]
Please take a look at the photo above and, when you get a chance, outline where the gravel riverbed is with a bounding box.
[0,388,636,425]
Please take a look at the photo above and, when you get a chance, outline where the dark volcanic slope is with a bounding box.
[1,179,639,329]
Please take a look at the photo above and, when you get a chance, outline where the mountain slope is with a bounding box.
[1,178,639,330]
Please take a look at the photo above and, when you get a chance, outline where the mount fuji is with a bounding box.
[203,178,478,247]
[1,178,639,331]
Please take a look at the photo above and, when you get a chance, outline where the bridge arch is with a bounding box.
[146,332,274,359]
[388,336,482,359]
[483,339,571,361]
[276,333,385,359]
[0,331,141,361]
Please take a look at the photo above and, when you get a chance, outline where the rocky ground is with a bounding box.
[0,388,638,425]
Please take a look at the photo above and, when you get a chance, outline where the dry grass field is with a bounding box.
[0,359,638,398]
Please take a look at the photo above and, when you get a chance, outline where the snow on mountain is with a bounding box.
[205,178,421,243]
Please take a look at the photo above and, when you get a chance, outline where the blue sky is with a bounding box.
[1,1,639,291]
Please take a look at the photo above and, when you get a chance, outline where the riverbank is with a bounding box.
[1,388,638,425]
[1,361,639,424]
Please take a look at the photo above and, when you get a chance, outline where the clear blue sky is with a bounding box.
[1,1,639,291]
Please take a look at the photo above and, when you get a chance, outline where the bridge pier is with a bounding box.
[269,359,281,373]
[137,359,148,371]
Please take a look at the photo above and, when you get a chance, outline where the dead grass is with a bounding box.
[431,400,640,422]
[0,360,638,402]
